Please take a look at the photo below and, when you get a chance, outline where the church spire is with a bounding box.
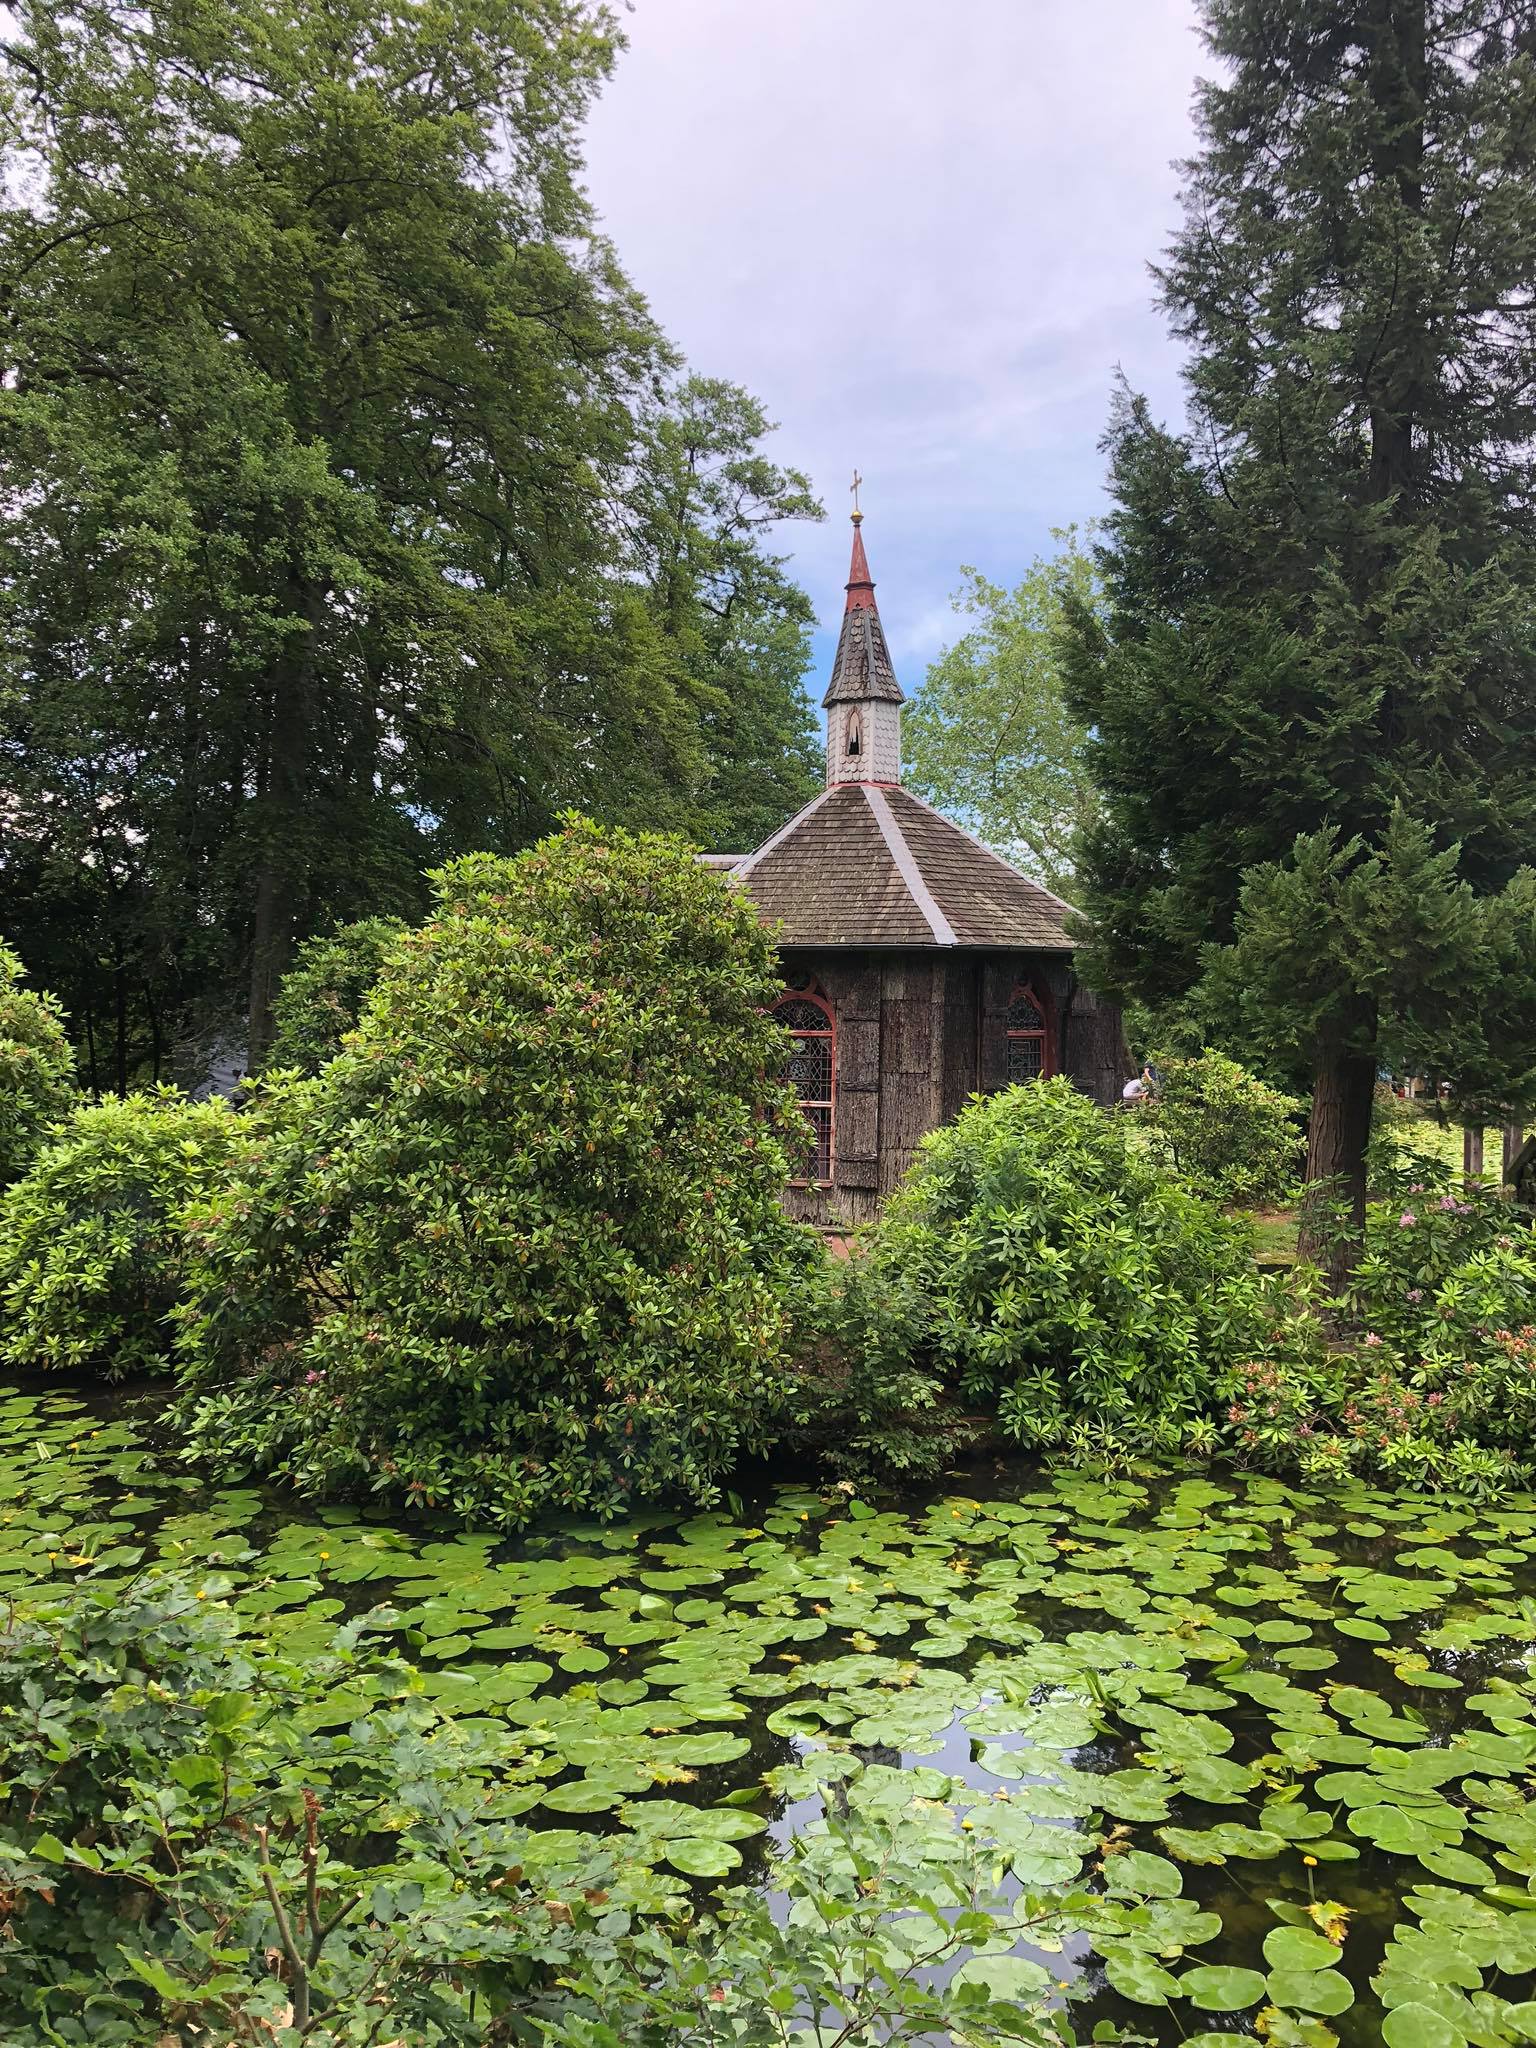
[823,488,903,785]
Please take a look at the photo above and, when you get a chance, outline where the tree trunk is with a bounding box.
[1298,1045,1378,1282]
[1504,1123,1525,1181]
[247,572,325,1069]
[1464,1124,1484,1183]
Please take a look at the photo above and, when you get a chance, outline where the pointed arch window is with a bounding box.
[772,987,834,1183]
[1006,983,1056,1084]
[846,710,863,760]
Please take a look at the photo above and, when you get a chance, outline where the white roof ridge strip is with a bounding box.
[863,784,957,946]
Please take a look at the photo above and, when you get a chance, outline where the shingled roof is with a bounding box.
[728,782,1074,951]
[716,502,1077,954]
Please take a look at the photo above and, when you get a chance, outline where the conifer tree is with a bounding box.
[1064,1,1536,1263]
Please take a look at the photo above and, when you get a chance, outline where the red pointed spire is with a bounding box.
[844,511,876,613]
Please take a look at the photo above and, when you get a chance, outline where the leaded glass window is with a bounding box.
[772,990,834,1181]
[1006,985,1050,1085]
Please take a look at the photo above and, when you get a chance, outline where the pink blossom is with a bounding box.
[1407,1289,1424,1304]
[1363,1332,1383,1348]
[1399,1211,1417,1228]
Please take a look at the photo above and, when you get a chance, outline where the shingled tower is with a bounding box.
[823,510,903,785]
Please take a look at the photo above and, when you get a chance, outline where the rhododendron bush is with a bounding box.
[174,822,810,1527]
[1221,1165,1536,1495]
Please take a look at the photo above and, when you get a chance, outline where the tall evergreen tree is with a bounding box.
[0,0,817,1076]
[1064,0,1536,1261]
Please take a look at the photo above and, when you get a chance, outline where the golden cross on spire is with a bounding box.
[850,468,864,521]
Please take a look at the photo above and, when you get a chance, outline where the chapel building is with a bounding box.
[712,509,1126,1228]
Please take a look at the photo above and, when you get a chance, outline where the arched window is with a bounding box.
[1006,983,1055,1084]
[772,987,834,1182]
[846,710,863,759]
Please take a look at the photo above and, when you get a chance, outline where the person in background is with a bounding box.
[1122,1063,1156,1106]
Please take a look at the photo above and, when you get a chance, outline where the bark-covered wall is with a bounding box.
[775,948,1122,1230]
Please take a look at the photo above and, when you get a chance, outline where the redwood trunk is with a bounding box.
[1299,1047,1377,1281]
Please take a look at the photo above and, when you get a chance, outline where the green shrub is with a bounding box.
[269,914,408,1074]
[0,941,75,1187]
[1135,1049,1305,1207]
[861,1077,1265,1458]
[1227,1164,1536,1493]
[175,821,811,1527]
[0,1089,238,1378]
[0,1580,1090,2048]
[777,1243,968,1483]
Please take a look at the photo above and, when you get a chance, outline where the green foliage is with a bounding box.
[1063,4,1536,1221]
[903,528,1100,895]
[1136,1050,1305,1208]
[861,1078,1265,1457]
[175,821,810,1527]
[0,1576,1120,2048]
[0,1,819,1079]
[0,1089,237,1379]
[1228,1165,1536,1493]
[0,1577,578,2041]
[776,1246,968,1484]
[0,941,75,1187]
[269,916,408,1075]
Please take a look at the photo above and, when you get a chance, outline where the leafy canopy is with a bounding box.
[904,529,1099,897]
[0,0,820,1079]
[1062,2,1536,1231]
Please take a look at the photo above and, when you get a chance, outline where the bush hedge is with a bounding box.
[858,1077,1264,1459]
[175,821,812,1526]
[0,940,75,1188]
[0,1089,238,1378]
[268,915,408,1074]
[1135,1049,1305,1208]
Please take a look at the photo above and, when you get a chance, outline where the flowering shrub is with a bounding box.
[1134,1048,1305,1207]
[0,941,75,1188]
[1223,1164,1536,1493]
[0,1090,238,1377]
[175,822,811,1527]
[861,1078,1267,1456]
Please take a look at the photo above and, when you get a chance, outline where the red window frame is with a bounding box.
[771,985,835,1185]
[1005,981,1056,1084]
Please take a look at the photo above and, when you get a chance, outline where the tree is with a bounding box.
[1063,1,1536,1268]
[626,376,823,852]
[903,531,1100,896]
[0,2,818,1079]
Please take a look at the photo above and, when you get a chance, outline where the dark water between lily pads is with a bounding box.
[9,1385,1536,2047]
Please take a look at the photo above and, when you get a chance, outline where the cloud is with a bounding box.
[582,0,1204,682]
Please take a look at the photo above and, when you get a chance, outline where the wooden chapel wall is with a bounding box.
[778,949,1090,1228]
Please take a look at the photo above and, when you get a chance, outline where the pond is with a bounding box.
[8,1385,1536,2046]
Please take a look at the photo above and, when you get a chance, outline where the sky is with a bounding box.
[582,0,1206,685]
